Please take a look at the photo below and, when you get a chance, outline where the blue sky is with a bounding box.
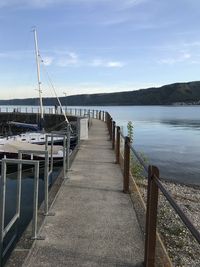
[0,0,200,99]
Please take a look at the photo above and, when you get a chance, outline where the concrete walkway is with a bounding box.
[24,119,144,267]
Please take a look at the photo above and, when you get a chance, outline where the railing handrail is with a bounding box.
[105,111,200,266]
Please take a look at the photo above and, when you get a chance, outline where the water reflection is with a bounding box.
[70,105,200,186]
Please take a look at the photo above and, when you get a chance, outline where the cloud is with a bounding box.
[158,52,192,65]
[56,52,79,67]
[91,59,124,68]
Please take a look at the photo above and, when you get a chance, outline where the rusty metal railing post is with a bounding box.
[112,121,116,149]
[115,126,120,164]
[144,165,159,267]
[123,136,130,193]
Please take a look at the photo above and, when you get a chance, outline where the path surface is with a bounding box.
[24,119,144,267]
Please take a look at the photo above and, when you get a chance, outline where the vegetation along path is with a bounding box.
[23,119,144,267]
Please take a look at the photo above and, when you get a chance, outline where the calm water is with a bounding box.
[1,105,200,185]
[71,105,200,186]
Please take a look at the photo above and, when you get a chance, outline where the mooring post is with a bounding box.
[123,136,130,193]
[116,126,120,164]
[144,165,159,267]
[112,121,116,150]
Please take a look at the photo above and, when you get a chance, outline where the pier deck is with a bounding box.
[24,119,144,267]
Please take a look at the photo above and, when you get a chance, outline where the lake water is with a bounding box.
[1,105,200,185]
[69,105,200,186]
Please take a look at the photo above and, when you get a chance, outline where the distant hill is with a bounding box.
[1,81,200,106]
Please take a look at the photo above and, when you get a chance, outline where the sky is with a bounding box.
[0,0,200,99]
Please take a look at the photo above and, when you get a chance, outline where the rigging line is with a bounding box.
[39,57,73,133]
[39,55,69,123]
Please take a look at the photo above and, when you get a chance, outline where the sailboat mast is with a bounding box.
[33,29,44,122]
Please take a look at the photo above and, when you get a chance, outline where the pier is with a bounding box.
[21,119,144,267]
[0,107,200,266]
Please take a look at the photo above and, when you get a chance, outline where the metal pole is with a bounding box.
[32,161,40,239]
[33,29,44,123]
[144,166,159,267]
[16,155,22,217]
[0,161,6,267]
[123,136,130,193]
[44,151,49,215]
[66,124,70,173]
[63,135,67,178]
[77,118,81,148]
[116,126,120,164]
[50,135,53,172]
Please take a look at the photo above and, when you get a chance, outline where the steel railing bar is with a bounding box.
[3,214,19,238]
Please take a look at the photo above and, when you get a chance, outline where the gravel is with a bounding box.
[135,177,200,267]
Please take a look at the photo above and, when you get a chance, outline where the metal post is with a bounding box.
[112,121,116,150]
[63,135,67,178]
[0,161,6,267]
[93,110,95,118]
[77,118,81,148]
[144,166,159,267]
[116,126,120,164]
[32,161,40,239]
[66,124,70,173]
[123,136,130,193]
[44,152,49,215]
[16,155,22,216]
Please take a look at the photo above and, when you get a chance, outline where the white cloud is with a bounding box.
[106,61,124,68]
[158,52,192,65]
[91,59,124,68]
[56,52,79,67]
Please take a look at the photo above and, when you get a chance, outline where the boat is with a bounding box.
[0,29,77,163]
[0,29,78,154]
[0,140,72,173]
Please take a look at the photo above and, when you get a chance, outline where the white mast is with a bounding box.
[33,28,44,125]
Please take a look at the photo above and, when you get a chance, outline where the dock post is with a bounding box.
[144,166,159,267]
[123,136,130,193]
[116,126,120,164]
[112,121,116,150]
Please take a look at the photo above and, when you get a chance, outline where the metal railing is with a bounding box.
[105,111,200,267]
[0,106,106,121]
[0,158,40,266]
[0,124,73,266]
